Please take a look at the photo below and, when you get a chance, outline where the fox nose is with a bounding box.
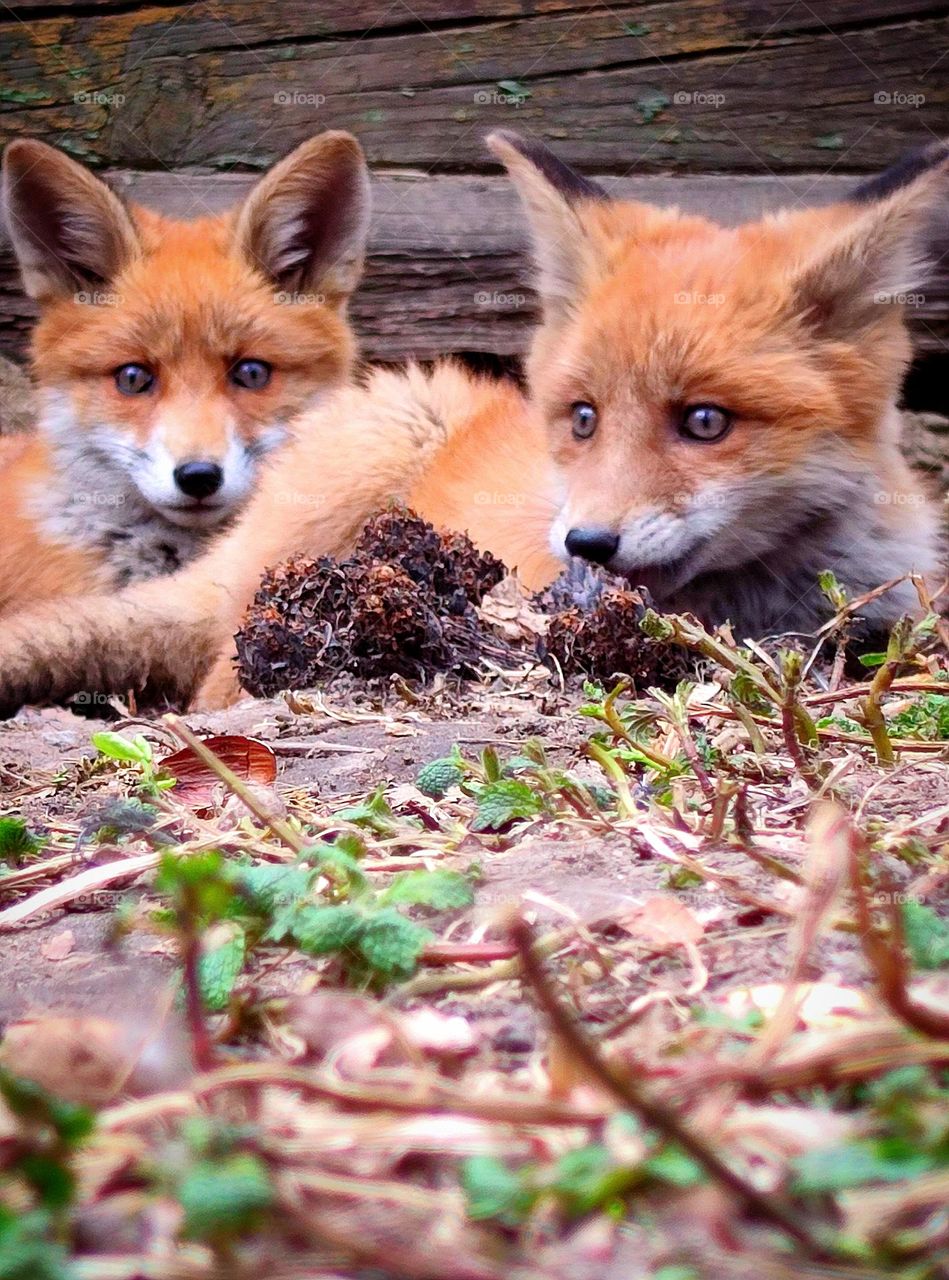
[565,527,620,566]
[173,461,224,501]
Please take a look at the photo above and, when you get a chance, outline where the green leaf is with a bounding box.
[471,779,544,832]
[624,21,651,35]
[888,693,949,742]
[551,1143,636,1215]
[179,1153,273,1240]
[635,88,670,123]
[357,909,432,977]
[902,900,949,970]
[576,781,616,811]
[481,746,502,782]
[461,1155,533,1223]
[816,714,861,734]
[858,651,887,668]
[302,842,369,894]
[379,869,474,911]
[0,818,42,866]
[792,1141,933,1193]
[643,1145,705,1187]
[0,1071,94,1145]
[198,925,246,1012]
[156,851,236,922]
[91,730,152,765]
[234,864,313,914]
[15,1155,75,1211]
[0,1208,74,1280]
[496,79,531,100]
[416,758,464,798]
[333,787,397,835]
[284,904,365,955]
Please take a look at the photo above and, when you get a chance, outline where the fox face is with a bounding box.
[491,133,947,630]
[2,133,371,528]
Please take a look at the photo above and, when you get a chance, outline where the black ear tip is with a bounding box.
[486,131,608,203]
[851,139,949,204]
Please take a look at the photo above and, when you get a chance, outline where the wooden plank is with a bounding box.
[1,170,947,363]
[0,2,945,171]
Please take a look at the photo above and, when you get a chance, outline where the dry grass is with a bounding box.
[1,573,947,1280]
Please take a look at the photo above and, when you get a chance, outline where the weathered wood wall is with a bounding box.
[0,0,947,369]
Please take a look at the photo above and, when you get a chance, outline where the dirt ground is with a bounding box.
[2,679,942,1027]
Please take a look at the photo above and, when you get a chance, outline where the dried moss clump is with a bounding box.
[357,508,505,610]
[235,510,511,696]
[537,563,697,688]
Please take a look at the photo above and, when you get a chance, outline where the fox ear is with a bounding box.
[849,139,949,204]
[2,140,139,301]
[790,149,949,339]
[235,131,371,308]
[487,131,607,325]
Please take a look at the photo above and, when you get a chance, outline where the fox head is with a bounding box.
[2,133,370,527]
[489,132,947,617]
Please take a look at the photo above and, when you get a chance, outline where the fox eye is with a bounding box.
[571,401,598,440]
[114,363,155,395]
[230,358,272,390]
[680,403,732,442]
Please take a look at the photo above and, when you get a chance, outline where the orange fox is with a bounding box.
[0,131,370,614]
[0,133,944,713]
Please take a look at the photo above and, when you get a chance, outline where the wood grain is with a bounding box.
[0,1,945,172]
[1,170,946,363]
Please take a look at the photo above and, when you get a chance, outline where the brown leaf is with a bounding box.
[160,734,276,812]
[478,574,550,642]
[0,1012,191,1104]
[618,896,704,952]
[40,929,75,961]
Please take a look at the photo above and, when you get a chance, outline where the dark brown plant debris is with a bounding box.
[235,508,515,696]
[536,561,698,687]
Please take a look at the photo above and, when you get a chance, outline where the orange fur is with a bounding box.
[0,133,368,614]
[0,135,944,713]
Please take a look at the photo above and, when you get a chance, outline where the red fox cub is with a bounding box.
[0,131,370,614]
[0,133,944,713]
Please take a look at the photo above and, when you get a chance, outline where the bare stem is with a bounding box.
[508,909,831,1259]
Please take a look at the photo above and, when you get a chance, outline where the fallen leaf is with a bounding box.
[618,895,704,951]
[41,928,75,961]
[720,981,870,1029]
[0,1013,189,1104]
[160,735,277,813]
[478,574,549,642]
[401,1008,477,1057]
